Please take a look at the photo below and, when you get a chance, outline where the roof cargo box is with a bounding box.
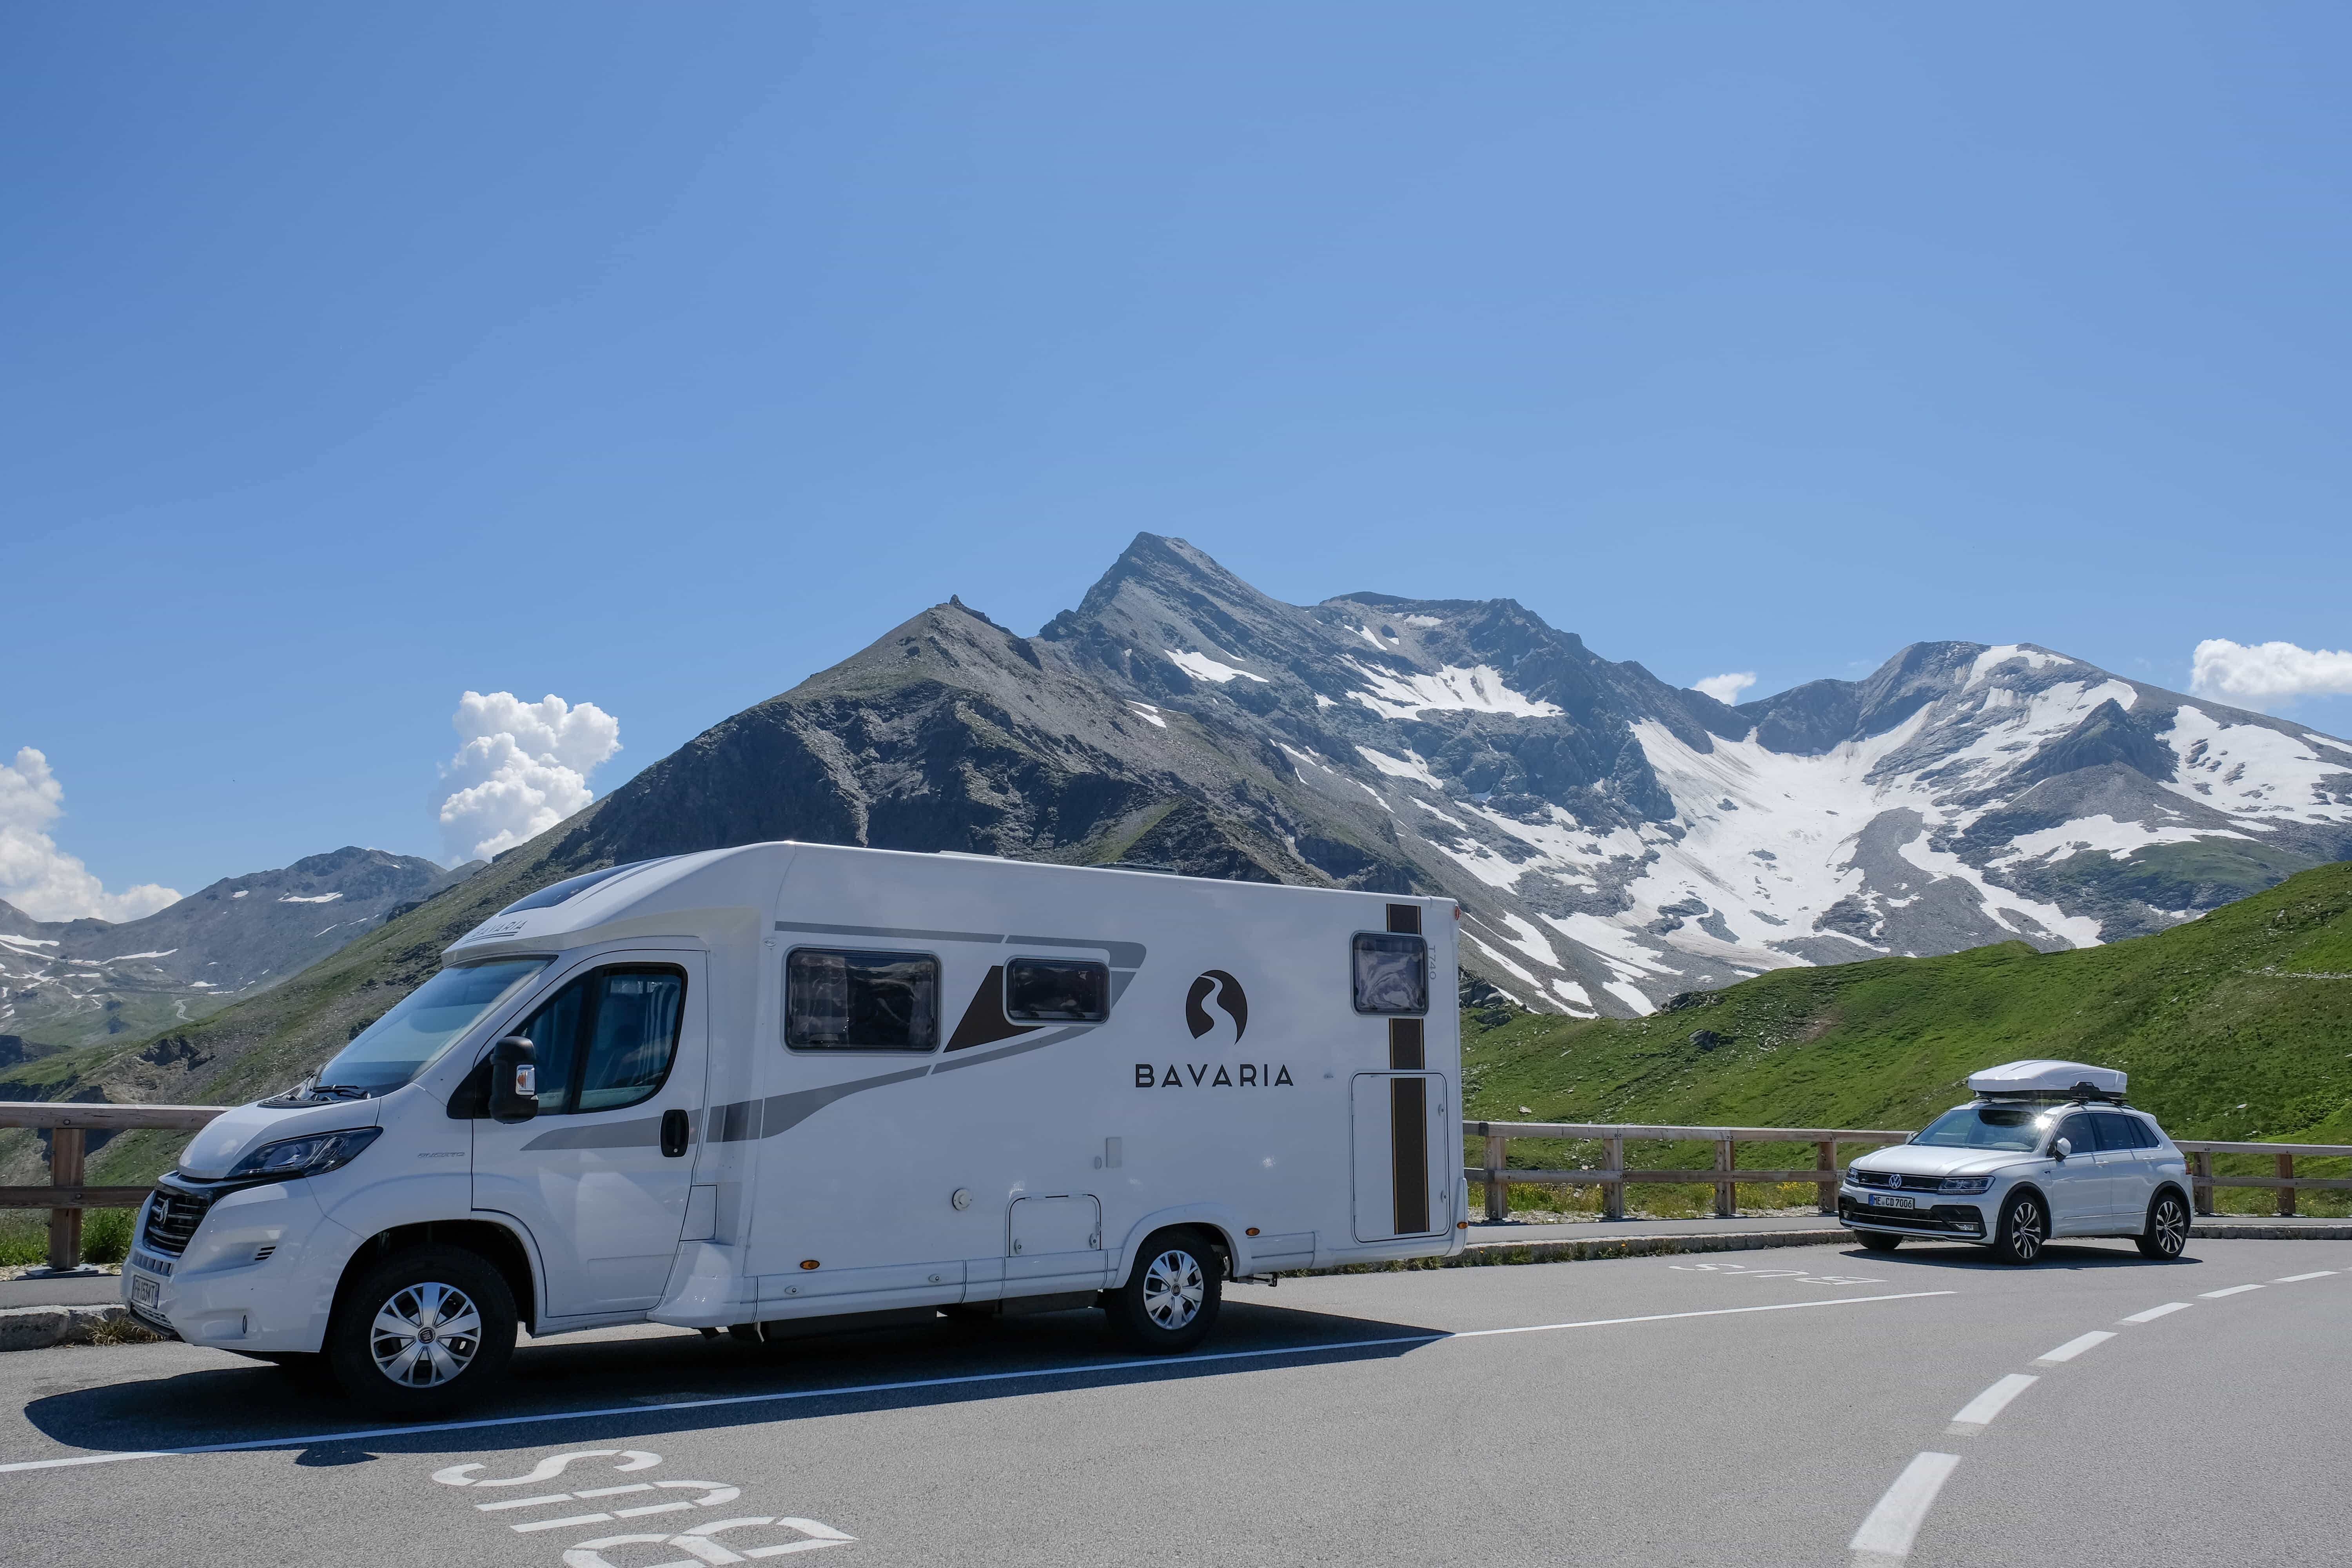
[1967,1059,2126,1098]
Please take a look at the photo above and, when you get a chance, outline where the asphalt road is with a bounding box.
[1,1236,2344,1567]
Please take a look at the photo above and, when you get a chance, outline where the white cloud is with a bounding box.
[1693,671,1758,705]
[434,692,622,864]
[0,748,181,923]
[2190,640,2352,710]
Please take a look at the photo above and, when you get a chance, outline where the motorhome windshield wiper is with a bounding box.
[308,1083,372,1100]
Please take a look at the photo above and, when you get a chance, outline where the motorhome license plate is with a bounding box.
[1865,1193,1916,1209]
[130,1276,159,1308]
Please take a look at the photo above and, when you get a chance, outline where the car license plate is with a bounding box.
[130,1275,159,1308]
[1866,1193,1916,1209]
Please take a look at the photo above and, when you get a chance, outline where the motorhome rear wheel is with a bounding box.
[1106,1227,1223,1353]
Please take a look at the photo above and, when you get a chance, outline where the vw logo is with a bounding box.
[1888,1174,1904,1190]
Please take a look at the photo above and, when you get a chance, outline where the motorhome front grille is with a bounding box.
[141,1186,217,1256]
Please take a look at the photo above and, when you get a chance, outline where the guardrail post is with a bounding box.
[2192,1150,2214,1216]
[1483,1132,1508,1223]
[1603,1134,1625,1221]
[46,1127,85,1271]
[1714,1137,1735,1219]
[1816,1140,1836,1216]
[2277,1152,2296,1218]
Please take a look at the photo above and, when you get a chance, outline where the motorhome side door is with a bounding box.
[473,950,709,1319]
[1350,1072,1450,1244]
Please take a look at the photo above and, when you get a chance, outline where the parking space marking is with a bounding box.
[1946,1373,2037,1434]
[1849,1450,1960,1564]
[1666,1261,1887,1287]
[0,1290,1955,1476]
[2033,1331,2114,1365]
[2199,1284,2264,1299]
[2271,1270,2336,1284]
[2119,1302,2191,1323]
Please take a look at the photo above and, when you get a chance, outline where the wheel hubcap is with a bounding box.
[1141,1249,1205,1331]
[2156,1201,2186,1252]
[2011,1201,2043,1259]
[369,1281,482,1387]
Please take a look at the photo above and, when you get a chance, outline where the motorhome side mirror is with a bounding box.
[488,1035,539,1123]
[2052,1136,2072,1160]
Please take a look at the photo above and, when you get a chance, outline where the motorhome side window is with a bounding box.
[1005,957,1110,1022]
[786,949,940,1051]
[509,964,685,1114]
[1352,932,1428,1014]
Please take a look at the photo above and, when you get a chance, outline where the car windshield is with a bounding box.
[1912,1104,2052,1151]
[305,959,549,1097]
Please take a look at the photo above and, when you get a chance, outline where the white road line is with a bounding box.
[2271,1271,2335,1284]
[1947,1373,2038,1433]
[2199,1284,2264,1299]
[0,1290,1956,1476]
[2119,1302,2191,1323]
[1849,1451,1961,1564]
[2034,1331,2115,1364]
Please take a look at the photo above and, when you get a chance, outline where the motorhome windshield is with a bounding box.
[1912,1104,2052,1151]
[309,958,549,1097]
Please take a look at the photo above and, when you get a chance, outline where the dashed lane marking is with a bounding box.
[1946,1373,2037,1435]
[2271,1271,2335,1284]
[2199,1284,2265,1299]
[2034,1331,2114,1365]
[1849,1451,1961,1565]
[2119,1302,2191,1323]
[0,1290,1957,1476]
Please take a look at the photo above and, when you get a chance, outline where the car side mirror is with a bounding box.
[488,1035,539,1123]
[2052,1136,2072,1160]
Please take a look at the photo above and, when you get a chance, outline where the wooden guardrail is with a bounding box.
[0,1102,226,1272]
[2176,1140,2352,1218]
[1464,1120,2352,1224]
[1464,1120,1916,1222]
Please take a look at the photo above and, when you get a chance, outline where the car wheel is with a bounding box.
[1991,1192,2047,1265]
[1855,1230,1904,1252]
[1105,1228,1222,1354]
[325,1244,516,1416]
[2136,1191,2190,1260]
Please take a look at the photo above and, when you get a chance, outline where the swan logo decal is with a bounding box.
[1184,969,1249,1043]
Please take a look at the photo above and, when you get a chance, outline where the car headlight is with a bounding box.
[1936,1175,1993,1194]
[226,1126,383,1181]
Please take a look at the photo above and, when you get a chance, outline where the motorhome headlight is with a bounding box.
[1935,1175,1994,1194]
[226,1126,383,1182]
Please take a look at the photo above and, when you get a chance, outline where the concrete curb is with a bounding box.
[0,1303,140,1352]
[1302,1220,2352,1276]
[1307,1227,1856,1275]
[2190,1222,2352,1240]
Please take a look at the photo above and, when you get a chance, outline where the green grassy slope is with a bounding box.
[1464,860,2352,1145]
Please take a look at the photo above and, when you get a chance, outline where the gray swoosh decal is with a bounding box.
[519,1107,699,1152]
[926,1025,1087,1074]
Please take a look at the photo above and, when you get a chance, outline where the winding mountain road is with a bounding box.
[2,1236,2343,1566]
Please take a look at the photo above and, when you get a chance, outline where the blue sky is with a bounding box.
[5,4,2350,909]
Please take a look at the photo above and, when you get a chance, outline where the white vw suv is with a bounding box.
[1838,1060,2192,1264]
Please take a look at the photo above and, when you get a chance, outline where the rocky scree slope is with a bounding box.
[0,848,477,1057]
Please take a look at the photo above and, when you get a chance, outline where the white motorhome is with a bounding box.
[124,843,1465,1411]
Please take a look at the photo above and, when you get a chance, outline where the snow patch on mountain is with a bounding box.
[1166,649,1267,684]
[2160,705,2352,828]
[1344,661,1563,720]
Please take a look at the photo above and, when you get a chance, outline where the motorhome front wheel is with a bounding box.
[325,1243,518,1413]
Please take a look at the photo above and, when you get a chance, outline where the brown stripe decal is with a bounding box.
[1388,1017,1424,1071]
[1390,1075,1429,1236]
